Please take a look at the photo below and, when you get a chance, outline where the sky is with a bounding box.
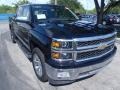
[0,0,95,10]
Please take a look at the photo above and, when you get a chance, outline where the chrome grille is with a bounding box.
[75,32,116,61]
[76,44,114,61]
[76,35,115,48]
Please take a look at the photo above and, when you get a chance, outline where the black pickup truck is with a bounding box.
[9,4,117,85]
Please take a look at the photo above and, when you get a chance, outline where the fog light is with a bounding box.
[51,52,72,60]
[51,52,60,59]
[57,72,70,78]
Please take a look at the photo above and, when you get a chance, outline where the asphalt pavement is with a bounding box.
[0,21,120,90]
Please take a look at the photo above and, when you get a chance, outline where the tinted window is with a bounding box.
[17,7,23,17]
[32,6,78,22]
[22,6,30,18]
[16,6,30,20]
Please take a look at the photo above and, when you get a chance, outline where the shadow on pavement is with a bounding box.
[0,31,42,90]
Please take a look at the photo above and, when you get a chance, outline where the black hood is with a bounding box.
[37,20,114,39]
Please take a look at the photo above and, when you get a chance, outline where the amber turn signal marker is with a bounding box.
[52,41,60,48]
[51,52,60,59]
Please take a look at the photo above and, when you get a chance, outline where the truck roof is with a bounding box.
[19,4,64,7]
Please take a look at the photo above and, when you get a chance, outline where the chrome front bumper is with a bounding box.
[46,54,115,85]
[46,57,113,80]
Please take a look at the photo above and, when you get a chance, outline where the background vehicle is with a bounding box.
[9,4,117,85]
[78,14,97,23]
[103,14,120,25]
[103,14,114,25]
[115,14,120,24]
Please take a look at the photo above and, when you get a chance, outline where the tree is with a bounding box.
[50,0,85,13]
[104,0,120,14]
[107,2,120,14]
[0,5,15,13]
[13,0,30,10]
[94,0,120,24]
[0,0,30,13]
[86,8,96,14]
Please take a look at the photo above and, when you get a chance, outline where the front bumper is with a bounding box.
[46,47,116,85]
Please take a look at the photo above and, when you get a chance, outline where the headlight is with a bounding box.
[51,52,73,60]
[51,39,73,61]
[51,40,73,50]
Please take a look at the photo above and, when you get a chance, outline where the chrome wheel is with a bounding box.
[32,48,48,82]
[33,54,43,77]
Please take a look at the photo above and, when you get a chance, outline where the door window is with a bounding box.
[16,6,30,21]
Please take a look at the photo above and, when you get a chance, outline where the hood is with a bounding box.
[37,20,114,39]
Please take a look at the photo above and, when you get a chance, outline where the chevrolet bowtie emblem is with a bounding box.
[97,44,108,50]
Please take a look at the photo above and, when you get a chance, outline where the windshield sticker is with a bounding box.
[36,14,46,19]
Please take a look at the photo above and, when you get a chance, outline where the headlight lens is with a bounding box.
[51,41,61,48]
[61,42,72,49]
[61,52,72,59]
[51,40,73,50]
[51,52,72,60]
[51,39,73,61]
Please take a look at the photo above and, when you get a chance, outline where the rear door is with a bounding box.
[15,6,32,50]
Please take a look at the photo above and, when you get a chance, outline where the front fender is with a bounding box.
[30,29,52,60]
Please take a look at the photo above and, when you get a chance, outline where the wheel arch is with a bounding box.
[30,39,50,61]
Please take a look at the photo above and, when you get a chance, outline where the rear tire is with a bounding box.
[10,31,16,43]
[32,48,48,82]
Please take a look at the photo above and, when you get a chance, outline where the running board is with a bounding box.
[16,40,32,59]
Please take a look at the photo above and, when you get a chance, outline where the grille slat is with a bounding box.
[77,35,115,47]
[76,44,114,61]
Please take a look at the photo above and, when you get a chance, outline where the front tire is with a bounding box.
[32,48,48,82]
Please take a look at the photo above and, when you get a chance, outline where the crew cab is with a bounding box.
[9,4,117,85]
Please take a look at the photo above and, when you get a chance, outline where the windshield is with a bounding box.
[32,5,78,22]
